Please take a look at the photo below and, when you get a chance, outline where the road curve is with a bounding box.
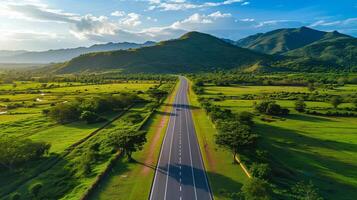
[149,76,213,200]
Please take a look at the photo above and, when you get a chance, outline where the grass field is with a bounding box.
[87,80,178,200]
[200,83,357,199]
[188,80,250,200]
[0,80,169,199]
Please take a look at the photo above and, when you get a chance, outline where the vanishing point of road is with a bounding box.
[150,77,213,200]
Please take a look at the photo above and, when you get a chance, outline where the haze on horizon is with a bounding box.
[0,0,356,51]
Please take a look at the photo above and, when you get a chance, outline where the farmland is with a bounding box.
[190,73,357,199]
[0,74,176,199]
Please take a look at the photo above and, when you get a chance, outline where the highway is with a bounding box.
[149,77,213,200]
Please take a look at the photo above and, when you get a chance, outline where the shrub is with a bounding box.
[250,163,271,179]
[295,99,307,112]
[242,178,272,200]
[10,192,21,200]
[291,181,323,200]
[80,111,105,124]
[330,96,343,109]
[29,183,43,197]
[255,101,289,116]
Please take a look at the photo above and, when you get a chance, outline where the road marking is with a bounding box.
[184,104,198,200]
[184,79,213,200]
[180,186,182,191]
[149,83,182,200]
[163,85,183,200]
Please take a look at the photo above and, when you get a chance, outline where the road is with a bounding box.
[150,77,213,200]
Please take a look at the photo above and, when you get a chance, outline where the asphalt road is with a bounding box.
[150,77,213,200]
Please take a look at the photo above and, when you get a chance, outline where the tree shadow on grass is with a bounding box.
[0,155,79,200]
[254,123,357,199]
[285,114,334,122]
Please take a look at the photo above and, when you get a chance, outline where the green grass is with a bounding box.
[87,81,178,200]
[204,84,357,199]
[255,114,357,199]
[188,80,249,200]
[204,85,309,96]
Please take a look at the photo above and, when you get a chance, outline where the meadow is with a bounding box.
[0,76,175,199]
[193,80,357,199]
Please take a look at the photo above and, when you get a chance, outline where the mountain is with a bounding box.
[0,41,155,64]
[285,35,357,69]
[235,27,351,54]
[55,32,270,74]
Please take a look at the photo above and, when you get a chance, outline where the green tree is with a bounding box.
[215,121,258,162]
[111,129,147,161]
[242,178,272,200]
[295,99,307,112]
[291,181,323,200]
[147,88,168,102]
[29,183,43,198]
[330,96,343,109]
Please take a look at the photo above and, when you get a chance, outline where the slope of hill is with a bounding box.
[235,27,351,54]
[55,32,270,74]
[0,41,155,64]
[285,36,357,69]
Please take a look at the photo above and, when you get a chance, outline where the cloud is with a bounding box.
[119,13,141,27]
[147,0,245,11]
[241,1,250,6]
[111,11,126,17]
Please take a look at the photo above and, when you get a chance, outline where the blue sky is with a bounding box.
[0,0,356,50]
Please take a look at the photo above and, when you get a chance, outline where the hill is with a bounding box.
[55,32,270,74]
[284,36,357,69]
[0,41,155,64]
[235,27,351,54]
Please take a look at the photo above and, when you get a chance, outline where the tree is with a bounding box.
[330,96,343,109]
[295,99,307,112]
[111,129,147,161]
[353,98,357,108]
[291,181,323,200]
[48,102,80,124]
[242,178,272,200]
[307,82,315,92]
[29,183,43,198]
[255,101,289,116]
[147,88,168,102]
[0,137,50,170]
[250,163,271,179]
[215,121,258,162]
[237,111,254,125]
[80,111,105,124]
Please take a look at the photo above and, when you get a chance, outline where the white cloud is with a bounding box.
[241,1,250,6]
[148,0,245,11]
[119,13,142,27]
[111,11,126,17]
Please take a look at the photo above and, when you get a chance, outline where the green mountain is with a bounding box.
[55,32,270,73]
[236,27,351,54]
[284,36,357,69]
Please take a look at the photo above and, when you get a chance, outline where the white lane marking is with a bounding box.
[149,82,182,200]
[183,89,198,200]
[184,78,213,200]
[180,186,182,191]
[163,84,183,200]
[180,196,182,200]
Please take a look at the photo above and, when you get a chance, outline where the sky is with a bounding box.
[0,0,356,51]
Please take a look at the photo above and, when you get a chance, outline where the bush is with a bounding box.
[242,178,272,200]
[80,111,105,124]
[237,111,254,125]
[255,101,289,116]
[0,137,50,170]
[48,102,80,124]
[29,183,43,197]
[330,96,343,109]
[291,181,323,200]
[295,99,306,112]
[10,192,21,200]
[250,163,271,179]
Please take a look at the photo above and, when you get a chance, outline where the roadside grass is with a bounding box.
[204,84,357,199]
[255,114,357,199]
[2,103,152,200]
[187,80,249,200]
[87,81,178,200]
